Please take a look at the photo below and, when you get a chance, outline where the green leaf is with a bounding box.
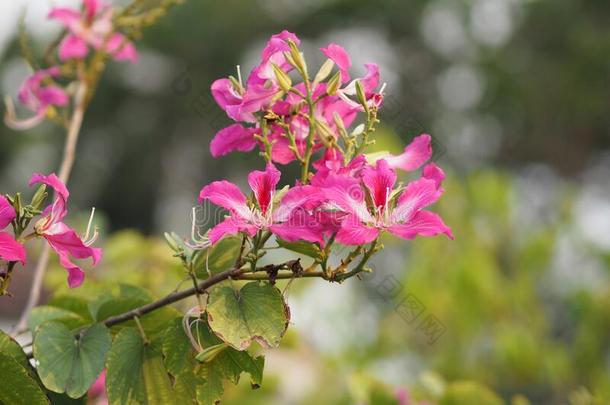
[276,238,324,260]
[196,363,224,405]
[29,306,88,335]
[0,329,31,370]
[206,281,289,350]
[106,328,175,405]
[0,353,49,405]
[161,318,196,377]
[194,237,241,278]
[34,322,111,398]
[89,284,152,322]
[49,295,93,322]
[197,316,264,386]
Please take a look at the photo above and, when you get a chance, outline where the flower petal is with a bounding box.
[105,33,138,63]
[58,34,89,61]
[362,159,397,210]
[335,214,379,245]
[320,43,351,83]
[210,124,256,158]
[423,162,445,190]
[248,163,281,215]
[322,175,374,223]
[391,177,442,223]
[208,216,257,245]
[199,180,251,221]
[48,7,81,28]
[0,196,16,230]
[37,86,70,107]
[45,222,102,265]
[211,78,242,112]
[271,210,325,246]
[0,232,26,264]
[273,185,324,223]
[385,134,432,172]
[388,211,453,240]
[29,173,69,203]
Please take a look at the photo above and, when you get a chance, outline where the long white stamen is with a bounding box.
[236,65,243,88]
[379,82,387,95]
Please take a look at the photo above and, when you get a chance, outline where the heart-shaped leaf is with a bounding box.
[106,328,176,405]
[206,281,290,350]
[34,322,111,398]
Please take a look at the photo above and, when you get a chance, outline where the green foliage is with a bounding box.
[28,306,89,335]
[105,327,175,405]
[0,352,49,405]
[33,322,111,398]
[194,237,242,278]
[206,281,290,350]
[439,381,503,405]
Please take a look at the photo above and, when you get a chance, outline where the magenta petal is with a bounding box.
[208,217,238,244]
[105,34,138,63]
[37,86,69,107]
[362,159,397,209]
[0,232,26,264]
[361,63,380,95]
[423,162,445,190]
[248,163,281,215]
[321,43,351,83]
[322,175,374,223]
[211,79,242,112]
[0,196,16,230]
[271,212,325,247]
[335,215,379,245]
[198,180,252,221]
[29,173,69,202]
[385,134,433,172]
[56,250,86,288]
[58,34,89,61]
[84,0,101,21]
[273,185,324,223]
[45,223,101,264]
[210,124,256,158]
[391,178,443,223]
[48,7,81,28]
[388,211,453,240]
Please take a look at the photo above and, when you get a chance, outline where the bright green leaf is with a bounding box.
[0,353,49,405]
[161,318,196,377]
[206,281,289,350]
[0,329,31,371]
[34,322,111,398]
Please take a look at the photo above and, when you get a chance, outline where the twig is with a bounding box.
[11,79,88,337]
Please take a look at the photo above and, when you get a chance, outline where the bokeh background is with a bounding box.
[1,0,610,404]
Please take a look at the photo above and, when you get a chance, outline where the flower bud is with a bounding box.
[195,343,229,363]
[326,71,341,96]
[272,63,292,92]
[313,59,335,85]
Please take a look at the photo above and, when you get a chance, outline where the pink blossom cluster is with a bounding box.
[0,174,101,288]
[200,31,453,247]
[5,0,137,130]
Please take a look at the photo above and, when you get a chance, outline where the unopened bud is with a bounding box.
[313,59,335,85]
[355,80,368,110]
[272,63,292,92]
[30,185,47,210]
[326,71,341,96]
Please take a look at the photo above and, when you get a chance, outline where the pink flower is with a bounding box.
[0,196,26,264]
[323,159,453,245]
[49,0,137,63]
[88,370,108,405]
[4,67,69,130]
[29,173,102,288]
[320,43,352,83]
[199,163,325,245]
